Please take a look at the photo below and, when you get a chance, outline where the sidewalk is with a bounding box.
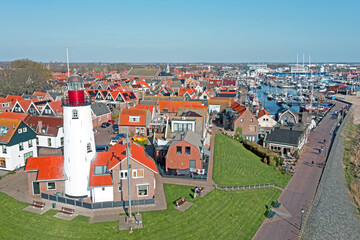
[253,101,348,240]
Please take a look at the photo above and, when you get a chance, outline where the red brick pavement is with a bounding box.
[253,102,347,240]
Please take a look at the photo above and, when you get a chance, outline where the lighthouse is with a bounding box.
[63,70,95,198]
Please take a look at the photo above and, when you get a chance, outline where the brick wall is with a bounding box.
[166,141,201,171]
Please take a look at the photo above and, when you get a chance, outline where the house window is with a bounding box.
[48,138,52,147]
[0,158,5,167]
[163,108,168,113]
[24,151,33,161]
[240,118,244,122]
[2,145,6,154]
[18,129,22,134]
[176,146,182,154]
[250,118,253,122]
[129,116,140,122]
[94,165,108,175]
[132,169,144,179]
[72,109,78,119]
[185,146,191,155]
[60,137,64,146]
[118,186,122,192]
[28,140,33,148]
[19,142,24,151]
[120,170,128,180]
[190,160,196,169]
[249,126,256,133]
[36,138,39,145]
[87,143,92,153]
[137,185,149,197]
[47,182,56,190]
[23,127,27,132]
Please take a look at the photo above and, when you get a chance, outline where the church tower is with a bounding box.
[63,70,95,198]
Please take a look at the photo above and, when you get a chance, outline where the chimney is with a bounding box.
[37,120,43,133]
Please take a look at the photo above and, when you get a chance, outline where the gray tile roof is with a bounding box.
[91,102,110,116]
[264,128,304,146]
[169,130,202,149]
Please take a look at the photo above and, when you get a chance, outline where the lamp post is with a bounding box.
[300,208,305,230]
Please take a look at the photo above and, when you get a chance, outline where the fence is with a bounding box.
[157,163,208,181]
[217,184,275,191]
[41,193,155,209]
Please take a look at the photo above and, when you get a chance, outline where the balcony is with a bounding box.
[62,96,91,106]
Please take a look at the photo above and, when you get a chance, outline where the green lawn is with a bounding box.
[213,134,290,188]
[0,184,281,240]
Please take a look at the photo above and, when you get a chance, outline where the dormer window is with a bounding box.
[129,116,140,122]
[72,109,78,119]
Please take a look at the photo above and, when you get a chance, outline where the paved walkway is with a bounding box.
[253,102,349,240]
[302,112,360,240]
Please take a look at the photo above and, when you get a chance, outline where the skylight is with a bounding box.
[0,126,10,135]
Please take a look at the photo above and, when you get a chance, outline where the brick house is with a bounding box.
[165,130,205,175]
[119,109,151,136]
[89,140,158,203]
[224,102,259,142]
[25,156,65,196]
[91,102,111,128]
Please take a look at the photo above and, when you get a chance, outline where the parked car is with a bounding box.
[115,133,126,139]
[101,122,111,128]
[133,136,146,142]
[109,138,120,146]
[112,124,119,134]
[108,119,115,124]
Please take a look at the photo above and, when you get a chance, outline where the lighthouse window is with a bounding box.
[87,143,92,153]
[72,109,78,119]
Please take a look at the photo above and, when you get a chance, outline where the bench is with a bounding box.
[175,197,187,207]
[273,200,281,208]
[267,210,276,219]
[32,200,45,209]
[60,207,74,216]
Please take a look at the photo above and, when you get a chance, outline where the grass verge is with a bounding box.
[213,134,290,188]
[0,184,281,240]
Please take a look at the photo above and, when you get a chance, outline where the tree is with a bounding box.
[0,59,51,95]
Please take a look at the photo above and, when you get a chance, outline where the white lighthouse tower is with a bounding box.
[63,70,96,198]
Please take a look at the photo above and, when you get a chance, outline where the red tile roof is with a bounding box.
[257,109,270,118]
[108,140,158,173]
[131,105,156,117]
[0,112,28,120]
[47,101,63,115]
[89,152,113,187]
[89,140,158,187]
[25,156,66,181]
[120,109,147,126]
[6,95,24,105]
[158,100,203,113]
[24,116,63,136]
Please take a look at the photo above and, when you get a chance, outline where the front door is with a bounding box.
[33,182,40,195]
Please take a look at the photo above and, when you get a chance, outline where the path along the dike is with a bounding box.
[254,101,360,240]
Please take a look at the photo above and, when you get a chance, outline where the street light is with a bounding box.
[300,208,305,230]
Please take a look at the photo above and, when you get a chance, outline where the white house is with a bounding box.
[0,118,37,170]
[24,116,64,155]
[257,109,277,132]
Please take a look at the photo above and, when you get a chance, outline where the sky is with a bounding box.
[0,0,359,63]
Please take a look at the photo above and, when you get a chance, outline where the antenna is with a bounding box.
[66,47,70,78]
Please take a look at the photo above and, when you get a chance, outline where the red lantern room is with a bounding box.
[67,69,85,106]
